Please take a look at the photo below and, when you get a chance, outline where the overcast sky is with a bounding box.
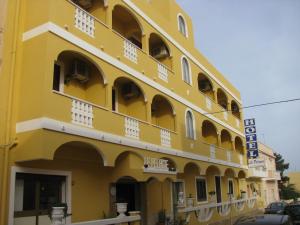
[176,0,300,171]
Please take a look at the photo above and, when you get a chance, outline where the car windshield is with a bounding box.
[271,203,285,209]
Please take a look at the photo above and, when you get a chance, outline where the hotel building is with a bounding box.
[0,0,258,224]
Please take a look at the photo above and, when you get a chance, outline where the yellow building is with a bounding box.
[247,143,281,208]
[0,0,258,225]
[288,172,300,193]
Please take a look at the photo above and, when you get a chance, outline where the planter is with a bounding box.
[186,197,194,207]
[116,203,128,218]
[50,207,65,225]
[241,192,247,199]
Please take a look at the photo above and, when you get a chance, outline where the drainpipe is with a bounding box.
[0,0,20,224]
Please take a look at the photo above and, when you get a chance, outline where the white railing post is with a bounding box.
[210,144,216,159]
[125,117,139,139]
[124,40,138,63]
[157,63,168,82]
[74,7,95,37]
[160,129,171,147]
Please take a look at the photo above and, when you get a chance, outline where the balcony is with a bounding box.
[248,168,268,178]
[266,170,281,180]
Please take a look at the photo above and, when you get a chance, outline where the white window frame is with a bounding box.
[53,60,65,92]
[195,176,208,203]
[181,56,192,85]
[177,13,188,38]
[185,109,196,140]
[228,178,234,197]
[8,166,72,225]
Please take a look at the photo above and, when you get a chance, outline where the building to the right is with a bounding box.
[288,172,300,193]
[246,142,281,207]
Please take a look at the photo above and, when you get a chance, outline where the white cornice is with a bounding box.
[122,0,242,105]
[16,117,248,170]
[22,22,244,137]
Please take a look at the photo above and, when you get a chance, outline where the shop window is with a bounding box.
[196,177,207,202]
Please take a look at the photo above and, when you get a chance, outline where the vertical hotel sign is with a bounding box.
[244,118,259,158]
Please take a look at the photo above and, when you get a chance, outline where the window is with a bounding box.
[196,177,207,202]
[14,173,66,217]
[228,179,234,196]
[186,110,195,139]
[172,181,185,207]
[182,57,191,84]
[178,15,187,37]
[52,62,64,92]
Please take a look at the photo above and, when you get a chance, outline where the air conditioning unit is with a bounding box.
[73,0,93,9]
[151,46,169,59]
[70,59,90,83]
[199,81,212,92]
[121,83,140,100]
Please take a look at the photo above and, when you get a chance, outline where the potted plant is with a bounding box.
[116,199,128,218]
[241,190,247,199]
[208,191,216,202]
[48,203,69,224]
[157,209,166,225]
[186,194,194,207]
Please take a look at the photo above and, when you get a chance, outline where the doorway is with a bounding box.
[215,176,222,203]
[13,173,67,225]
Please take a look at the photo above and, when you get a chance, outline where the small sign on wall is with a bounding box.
[244,118,259,158]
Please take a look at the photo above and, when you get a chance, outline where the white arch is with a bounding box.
[185,108,196,140]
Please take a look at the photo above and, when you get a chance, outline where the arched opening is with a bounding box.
[198,73,214,99]
[161,157,177,172]
[205,165,222,203]
[217,89,228,110]
[54,51,106,106]
[178,14,187,37]
[220,130,232,150]
[72,0,107,23]
[54,141,105,165]
[149,33,172,68]
[151,95,175,131]
[183,162,200,175]
[202,120,218,145]
[231,100,241,119]
[113,77,146,121]
[235,137,244,153]
[112,5,143,49]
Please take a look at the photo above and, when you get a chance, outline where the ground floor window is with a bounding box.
[196,177,207,202]
[14,173,66,219]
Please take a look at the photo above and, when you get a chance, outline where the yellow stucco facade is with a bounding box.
[0,0,258,225]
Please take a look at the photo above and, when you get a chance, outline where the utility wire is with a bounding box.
[204,97,300,115]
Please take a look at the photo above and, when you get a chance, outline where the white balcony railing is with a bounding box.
[125,117,139,139]
[227,151,232,162]
[71,99,93,127]
[72,215,141,225]
[178,197,257,223]
[74,7,95,37]
[210,144,216,159]
[205,97,212,110]
[124,39,138,63]
[248,168,268,178]
[160,129,171,147]
[158,63,168,82]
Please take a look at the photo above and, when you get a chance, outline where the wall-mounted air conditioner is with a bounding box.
[152,46,169,59]
[69,59,90,83]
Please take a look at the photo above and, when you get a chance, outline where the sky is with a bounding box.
[176,0,300,171]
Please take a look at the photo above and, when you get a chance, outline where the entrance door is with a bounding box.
[215,176,222,203]
[13,173,66,225]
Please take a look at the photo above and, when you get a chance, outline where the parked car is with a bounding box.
[265,202,288,214]
[284,202,300,224]
[234,214,292,225]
